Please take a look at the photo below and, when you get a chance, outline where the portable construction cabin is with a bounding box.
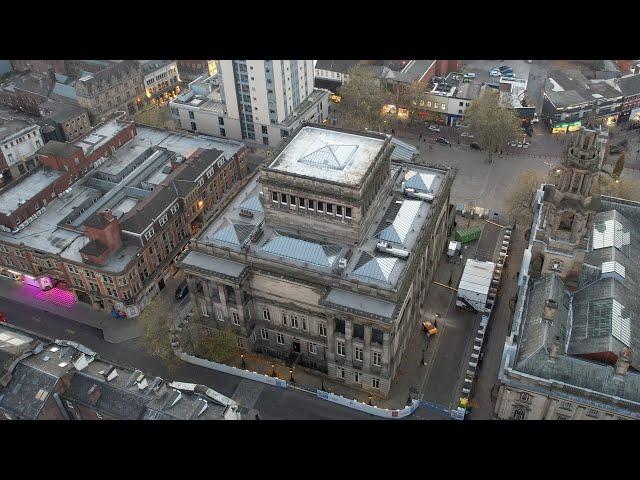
[455,226,481,244]
[456,259,495,312]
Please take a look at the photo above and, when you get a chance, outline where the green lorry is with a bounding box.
[455,226,481,244]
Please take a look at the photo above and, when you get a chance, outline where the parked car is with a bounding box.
[489,69,501,77]
[531,114,539,124]
[428,125,441,132]
[498,65,512,72]
[508,141,518,147]
[463,72,476,79]
[610,144,626,154]
[470,142,482,150]
[423,321,438,337]
[522,141,530,148]
[436,137,451,145]
[460,132,474,139]
[502,72,516,78]
[175,280,189,300]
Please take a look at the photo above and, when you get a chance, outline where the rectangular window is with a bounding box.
[289,195,296,206]
[373,352,382,366]
[170,203,179,214]
[337,341,345,356]
[281,312,287,325]
[263,308,271,321]
[301,317,307,331]
[345,207,352,219]
[317,201,324,213]
[309,343,317,355]
[586,408,599,418]
[326,203,333,215]
[261,125,268,134]
[277,333,285,345]
[218,117,224,125]
[272,191,279,203]
[372,377,380,389]
[319,323,327,337]
[158,214,168,227]
[291,316,299,329]
[298,197,305,209]
[232,312,240,325]
[354,346,363,362]
[354,372,361,383]
[308,199,315,211]
[261,328,269,340]
[336,205,343,216]
[560,401,573,411]
[144,228,155,241]
[280,194,287,205]
[337,367,345,379]
[220,128,226,137]
[216,309,224,321]
[201,303,209,317]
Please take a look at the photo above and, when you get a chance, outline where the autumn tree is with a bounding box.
[397,81,428,120]
[464,90,522,162]
[338,66,393,132]
[137,293,182,374]
[194,326,240,364]
[504,170,548,225]
[611,151,626,179]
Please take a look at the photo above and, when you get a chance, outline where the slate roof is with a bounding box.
[314,60,360,74]
[0,363,57,420]
[210,222,255,247]
[36,139,83,158]
[79,239,108,257]
[77,60,140,94]
[617,74,640,97]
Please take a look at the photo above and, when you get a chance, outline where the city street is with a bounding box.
[2,298,375,420]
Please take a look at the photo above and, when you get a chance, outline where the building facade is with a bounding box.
[0,120,43,182]
[178,124,454,397]
[140,60,181,105]
[75,61,144,122]
[176,60,216,84]
[38,99,91,141]
[170,60,330,148]
[0,120,247,318]
[495,127,640,420]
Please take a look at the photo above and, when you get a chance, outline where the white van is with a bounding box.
[463,72,477,79]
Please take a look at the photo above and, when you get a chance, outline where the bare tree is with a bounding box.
[596,174,640,202]
[194,326,240,364]
[504,170,548,224]
[338,66,394,132]
[464,90,522,162]
[137,293,182,374]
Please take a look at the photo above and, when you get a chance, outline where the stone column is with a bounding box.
[363,325,372,374]
[382,331,391,374]
[344,319,353,364]
[325,316,335,362]
[218,285,227,314]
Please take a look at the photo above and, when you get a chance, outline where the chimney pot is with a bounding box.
[614,347,632,379]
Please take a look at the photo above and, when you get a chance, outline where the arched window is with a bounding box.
[512,407,527,420]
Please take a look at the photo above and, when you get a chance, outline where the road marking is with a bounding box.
[65,329,76,335]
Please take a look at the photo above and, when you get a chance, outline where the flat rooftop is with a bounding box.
[198,159,447,292]
[267,126,386,187]
[74,121,130,156]
[95,143,149,177]
[0,170,62,216]
[133,125,243,160]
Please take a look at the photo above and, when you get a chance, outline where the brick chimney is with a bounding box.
[614,347,632,380]
[80,210,123,265]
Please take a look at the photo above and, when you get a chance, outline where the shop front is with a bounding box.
[418,109,447,125]
[551,121,582,134]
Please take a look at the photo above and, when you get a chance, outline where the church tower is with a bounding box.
[531,127,602,286]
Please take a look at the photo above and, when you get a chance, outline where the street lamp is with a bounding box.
[289,368,295,383]
[241,354,246,369]
[271,364,276,377]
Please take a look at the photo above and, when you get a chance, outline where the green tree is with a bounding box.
[338,66,393,132]
[611,151,626,179]
[504,170,548,224]
[464,90,522,162]
[137,293,182,374]
[194,326,240,364]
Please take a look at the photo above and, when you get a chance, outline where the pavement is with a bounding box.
[0,278,140,343]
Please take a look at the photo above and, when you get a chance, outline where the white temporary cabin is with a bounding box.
[456,259,495,311]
